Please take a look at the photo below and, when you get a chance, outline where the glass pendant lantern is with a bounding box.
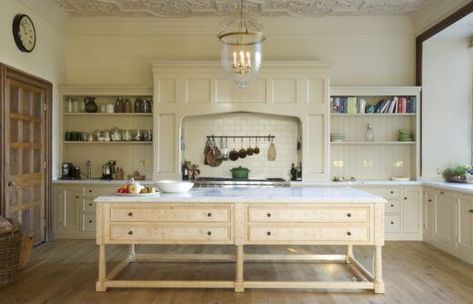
[217,0,266,89]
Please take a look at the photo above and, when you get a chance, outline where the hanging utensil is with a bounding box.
[203,137,212,165]
[238,137,247,159]
[246,138,254,156]
[229,138,239,161]
[254,137,260,154]
[223,137,229,161]
[207,136,223,167]
[267,137,277,161]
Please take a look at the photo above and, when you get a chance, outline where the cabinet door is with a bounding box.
[402,188,420,233]
[53,185,82,233]
[423,189,435,238]
[458,198,473,252]
[433,191,457,248]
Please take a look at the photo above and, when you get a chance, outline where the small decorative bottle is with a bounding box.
[365,124,374,142]
[290,163,297,181]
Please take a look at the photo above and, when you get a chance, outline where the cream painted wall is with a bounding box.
[422,38,472,177]
[0,0,66,177]
[64,16,416,87]
[413,0,471,34]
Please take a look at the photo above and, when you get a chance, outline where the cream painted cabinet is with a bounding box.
[361,185,421,240]
[53,184,116,238]
[423,186,473,265]
[53,185,82,235]
[432,190,457,249]
[458,196,473,252]
[422,188,435,240]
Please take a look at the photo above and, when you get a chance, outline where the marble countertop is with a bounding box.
[53,179,155,185]
[422,180,473,194]
[290,180,421,187]
[94,187,387,204]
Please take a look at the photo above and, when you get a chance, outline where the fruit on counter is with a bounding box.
[117,185,129,193]
[140,186,157,194]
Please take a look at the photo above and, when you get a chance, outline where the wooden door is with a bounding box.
[433,191,457,249]
[1,65,52,245]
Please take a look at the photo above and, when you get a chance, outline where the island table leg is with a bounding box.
[235,245,244,292]
[96,245,107,292]
[346,245,354,263]
[374,245,385,294]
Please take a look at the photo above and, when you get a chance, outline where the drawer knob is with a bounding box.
[469,209,473,213]
[404,197,407,200]
[391,221,394,225]
[128,212,133,217]
[75,195,80,199]
[89,190,92,193]
[89,203,93,206]
[346,231,352,236]
[346,213,352,218]
[207,231,212,236]
[428,199,432,202]
[267,231,271,236]
[440,191,444,195]
[88,220,92,223]
[390,191,394,194]
[267,213,271,218]
[390,204,394,207]
[207,212,212,217]
[128,230,133,235]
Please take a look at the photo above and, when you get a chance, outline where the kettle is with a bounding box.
[102,160,116,180]
[84,97,98,113]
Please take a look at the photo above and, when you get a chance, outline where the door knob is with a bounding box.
[7,181,19,189]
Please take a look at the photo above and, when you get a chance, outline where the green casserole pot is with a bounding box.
[230,166,250,179]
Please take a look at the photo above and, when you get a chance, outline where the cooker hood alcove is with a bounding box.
[151,61,330,182]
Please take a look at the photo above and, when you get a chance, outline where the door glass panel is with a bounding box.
[33,149,41,173]
[34,122,42,143]
[10,86,20,113]
[33,183,42,202]
[10,119,19,143]
[21,208,31,234]
[10,149,19,175]
[33,93,42,118]
[22,121,32,143]
[22,149,31,174]
[9,190,19,208]
[22,90,31,115]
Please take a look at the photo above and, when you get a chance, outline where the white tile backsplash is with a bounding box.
[182,113,301,179]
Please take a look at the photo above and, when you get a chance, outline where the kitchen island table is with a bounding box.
[95,187,386,293]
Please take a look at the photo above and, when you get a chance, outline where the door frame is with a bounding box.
[0,63,53,242]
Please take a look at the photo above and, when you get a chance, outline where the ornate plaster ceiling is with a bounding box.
[48,0,433,17]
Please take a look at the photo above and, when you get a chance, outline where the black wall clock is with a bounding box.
[12,14,36,53]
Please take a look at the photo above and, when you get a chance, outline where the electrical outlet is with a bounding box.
[363,160,374,167]
[333,160,344,167]
[394,161,403,167]
[140,160,146,167]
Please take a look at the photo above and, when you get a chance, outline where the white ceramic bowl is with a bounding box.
[155,180,194,193]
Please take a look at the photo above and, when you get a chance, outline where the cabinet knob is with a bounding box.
[207,231,212,236]
[390,191,394,194]
[207,212,212,217]
[391,221,394,225]
[267,213,271,218]
[428,199,432,202]
[390,204,394,207]
[469,209,473,213]
[346,231,352,236]
[346,213,352,218]
[404,197,407,200]
[128,230,133,235]
[267,231,271,236]
[75,195,80,199]
[128,212,133,217]
[89,190,92,193]
[89,203,93,206]
[88,220,92,223]
[440,191,444,195]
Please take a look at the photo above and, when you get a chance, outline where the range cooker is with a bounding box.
[193,177,290,188]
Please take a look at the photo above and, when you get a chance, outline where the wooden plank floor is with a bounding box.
[1,240,472,304]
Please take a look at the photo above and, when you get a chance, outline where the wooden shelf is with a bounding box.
[331,141,415,145]
[63,113,152,116]
[331,113,416,117]
[63,141,152,144]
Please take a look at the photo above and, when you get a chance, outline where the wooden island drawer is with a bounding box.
[363,187,400,199]
[110,224,231,242]
[111,206,231,222]
[248,207,370,223]
[249,225,370,243]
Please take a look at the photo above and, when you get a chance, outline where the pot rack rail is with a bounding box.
[206,135,275,140]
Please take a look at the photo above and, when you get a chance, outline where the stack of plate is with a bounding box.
[330,133,346,142]
[398,129,413,142]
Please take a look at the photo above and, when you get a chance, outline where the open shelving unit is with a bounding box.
[58,86,154,179]
[329,86,421,181]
